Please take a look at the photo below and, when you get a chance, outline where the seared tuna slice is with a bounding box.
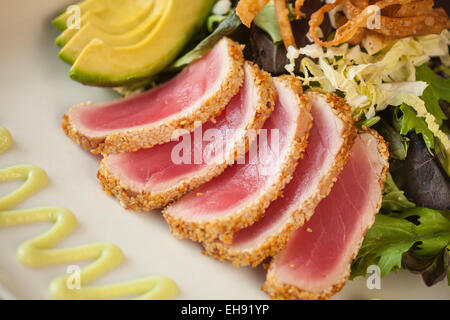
[163,76,313,244]
[203,94,356,266]
[62,38,244,154]
[97,62,276,211]
[263,131,389,300]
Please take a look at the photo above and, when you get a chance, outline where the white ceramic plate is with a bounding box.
[0,0,448,300]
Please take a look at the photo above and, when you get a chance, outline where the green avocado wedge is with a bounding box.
[56,10,105,47]
[69,0,216,87]
[53,0,153,33]
[58,0,164,65]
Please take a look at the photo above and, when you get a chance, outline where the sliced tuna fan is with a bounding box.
[97,62,276,211]
[263,130,389,300]
[62,37,244,154]
[163,76,313,244]
[202,93,357,267]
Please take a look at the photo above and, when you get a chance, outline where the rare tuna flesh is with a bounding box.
[203,93,357,267]
[163,76,313,244]
[62,38,244,154]
[263,131,389,300]
[97,62,276,211]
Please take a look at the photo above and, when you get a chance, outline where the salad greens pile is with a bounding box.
[352,207,449,286]
[126,0,450,286]
[292,33,450,286]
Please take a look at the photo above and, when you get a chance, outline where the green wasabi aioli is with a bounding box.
[0,127,12,154]
[0,127,178,300]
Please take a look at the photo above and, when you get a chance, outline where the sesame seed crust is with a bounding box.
[163,75,313,245]
[262,129,389,300]
[62,38,245,155]
[97,62,276,211]
[202,93,357,267]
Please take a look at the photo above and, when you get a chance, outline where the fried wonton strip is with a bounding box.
[349,27,366,44]
[371,0,416,8]
[345,0,450,39]
[377,8,450,38]
[354,0,369,9]
[236,0,270,27]
[309,0,358,47]
[392,0,434,17]
[344,0,368,43]
[274,0,297,49]
[310,0,416,47]
[295,0,305,19]
[345,0,433,19]
[343,0,366,19]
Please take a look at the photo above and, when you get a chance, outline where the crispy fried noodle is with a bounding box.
[236,0,450,49]
[311,0,450,47]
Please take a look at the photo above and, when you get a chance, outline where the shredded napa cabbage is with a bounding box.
[286,30,450,154]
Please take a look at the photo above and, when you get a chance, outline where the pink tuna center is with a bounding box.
[77,43,225,132]
[274,136,379,292]
[105,71,253,190]
[171,92,292,216]
[231,97,343,247]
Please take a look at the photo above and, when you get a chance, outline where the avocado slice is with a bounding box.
[69,0,216,86]
[58,0,165,65]
[56,10,105,47]
[55,1,156,48]
[53,0,153,33]
[53,0,102,32]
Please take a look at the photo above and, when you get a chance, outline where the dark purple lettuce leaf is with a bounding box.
[402,247,449,287]
[397,132,450,210]
[250,26,290,75]
[292,0,333,37]
[373,118,408,160]
[441,100,450,129]
[250,0,333,75]
[441,100,450,118]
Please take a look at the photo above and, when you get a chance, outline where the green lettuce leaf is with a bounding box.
[173,11,241,67]
[400,104,435,153]
[416,64,450,126]
[435,138,450,176]
[373,117,408,160]
[351,208,450,280]
[414,65,450,175]
[381,173,416,212]
[253,4,283,45]
[399,101,450,176]
[253,3,296,45]
[207,14,227,32]
[355,116,381,128]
